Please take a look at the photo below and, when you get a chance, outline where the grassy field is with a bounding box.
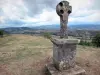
[0,34,100,75]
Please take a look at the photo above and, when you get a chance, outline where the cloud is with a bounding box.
[91,0,100,9]
[0,0,28,21]
[0,16,5,23]
[69,10,100,23]
[23,0,61,16]
[0,0,100,28]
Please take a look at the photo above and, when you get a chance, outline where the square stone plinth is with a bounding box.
[46,63,86,75]
[51,38,80,70]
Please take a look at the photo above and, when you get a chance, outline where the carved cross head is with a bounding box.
[56,1,72,21]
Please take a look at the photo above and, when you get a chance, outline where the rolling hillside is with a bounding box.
[0,34,100,75]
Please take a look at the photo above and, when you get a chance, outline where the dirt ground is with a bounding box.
[0,34,100,75]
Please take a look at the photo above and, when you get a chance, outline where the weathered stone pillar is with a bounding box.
[46,1,86,75]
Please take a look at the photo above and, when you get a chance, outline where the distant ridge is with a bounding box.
[33,24,100,30]
[28,24,100,30]
[0,24,100,34]
[69,24,100,30]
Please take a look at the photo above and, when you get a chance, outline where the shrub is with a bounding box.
[79,40,92,46]
[0,30,4,37]
[92,34,100,47]
[43,32,52,39]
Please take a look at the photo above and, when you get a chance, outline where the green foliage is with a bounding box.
[0,30,4,37]
[43,32,52,39]
[92,33,100,47]
[79,40,92,46]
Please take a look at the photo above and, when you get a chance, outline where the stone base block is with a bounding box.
[46,63,86,75]
[52,38,79,70]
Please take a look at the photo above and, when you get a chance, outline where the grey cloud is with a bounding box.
[89,0,100,10]
[94,0,100,9]
[0,8,4,16]
[23,0,61,16]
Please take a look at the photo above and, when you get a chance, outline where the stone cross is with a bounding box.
[56,1,72,38]
[46,1,86,75]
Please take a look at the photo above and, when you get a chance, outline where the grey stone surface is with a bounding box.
[46,63,86,75]
[51,38,80,44]
[51,38,79,71]
[45,1,86,75]
[56,1,72,38]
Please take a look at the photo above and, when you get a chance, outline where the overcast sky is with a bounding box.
[0,0,100,28]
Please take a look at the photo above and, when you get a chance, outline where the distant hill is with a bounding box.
[0,24,100,36]
[0,27,36,34]
[33,24,100,30]
[69,24,100,30]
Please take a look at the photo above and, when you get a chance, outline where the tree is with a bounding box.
[92,33,100,47]
[0,30,4,37]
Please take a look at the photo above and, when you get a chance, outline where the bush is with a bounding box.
[0,30,4,37]
[79,40,92,46]
[92,34,100,47]
[43,32,52,39]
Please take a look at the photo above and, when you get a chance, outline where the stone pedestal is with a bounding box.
[46,38,86,75]
[52,38,79,71]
